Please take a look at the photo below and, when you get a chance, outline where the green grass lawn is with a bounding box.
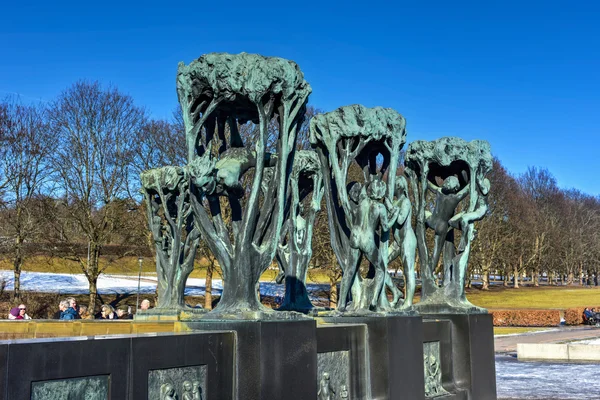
[493,327,552,335]
[465,285,600,309]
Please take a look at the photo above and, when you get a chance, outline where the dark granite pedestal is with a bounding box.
[423,313,497,400]
[181,319,317,400]
[0,313,496,399]
[320,315,426,400]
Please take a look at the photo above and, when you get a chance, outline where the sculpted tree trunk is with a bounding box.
[178,53,311,316]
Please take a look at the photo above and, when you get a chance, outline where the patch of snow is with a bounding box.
[0,270,329,301]
[494,328,558,338]
[496,355,600,399]
[570,337,600,345]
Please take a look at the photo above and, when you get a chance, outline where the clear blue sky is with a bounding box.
[1,1,598,195]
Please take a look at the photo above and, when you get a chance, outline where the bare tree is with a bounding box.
[47,81,146,313]
[0,98,55,300]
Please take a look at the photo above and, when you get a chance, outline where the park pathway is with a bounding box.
[495,326,600,353]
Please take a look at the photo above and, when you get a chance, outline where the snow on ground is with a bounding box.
[0,270,329,301]
[496,355,600,399]
[571,337,600,345]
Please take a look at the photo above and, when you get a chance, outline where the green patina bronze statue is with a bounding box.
[309,104,412,312]
[141,166,202,310]
[274,150,324,312]
[141,51,492,318]
[177,53,311,317]
[405,137,492,313]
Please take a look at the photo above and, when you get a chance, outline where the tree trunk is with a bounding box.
[89,276,98,314]
[12,239,23,301]
[204,261,214,310]
[329,279,338,308]
[482,268,490,290]
[87,245,102,314]
[513,265,519,289]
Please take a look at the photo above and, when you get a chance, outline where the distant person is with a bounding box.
[583,308,594,324]
[99,304,116,320]
[66,297,81,319]
[8,307,23,320]
[59,300,77,320]
[78,305,93,320]
[116,307,133,320]
[17,304,30,320]
[594,274,598,287]
[140,299,151,311]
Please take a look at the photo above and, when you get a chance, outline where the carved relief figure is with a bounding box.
[192,380,203,400]
[160,383,178,400]
[339,384,349,399]
[182,381,193,400]
[317,372,335,400]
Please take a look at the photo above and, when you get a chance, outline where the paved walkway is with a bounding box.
[495,326,600,353]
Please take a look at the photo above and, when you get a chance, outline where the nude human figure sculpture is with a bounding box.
[348,178,399,309]
[425,175,470,284]
[385,176,417,309]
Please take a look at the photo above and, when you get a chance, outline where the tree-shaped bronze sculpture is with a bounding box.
[309,104,408,312]
[405,137,492,313]
[177,53,312,316]
[141,165,205,310]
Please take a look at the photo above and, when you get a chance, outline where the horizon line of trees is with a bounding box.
[1,80,599,312]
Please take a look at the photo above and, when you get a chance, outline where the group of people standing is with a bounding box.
[6,298,153,320]
[55,297,143,320]
[582,273,599,287]
[55,297,92,320]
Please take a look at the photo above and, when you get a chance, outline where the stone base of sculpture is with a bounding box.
[320,314,425,399]
[423,313,497,400]
[0,314,497,400]
[414,292,488,315]
[135,307,207,321]
[179,319,318,400]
